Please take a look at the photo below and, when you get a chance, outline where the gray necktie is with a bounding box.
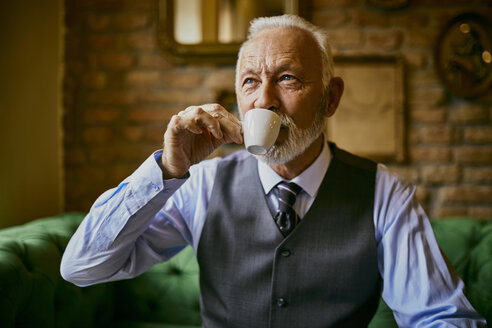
[274,181,302,236]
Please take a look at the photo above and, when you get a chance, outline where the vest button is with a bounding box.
[280,249,291,257]
[276,297,287,308]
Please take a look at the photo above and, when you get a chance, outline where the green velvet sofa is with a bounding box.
[0,213,490,327]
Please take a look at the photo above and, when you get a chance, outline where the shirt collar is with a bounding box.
[258,141,332,198]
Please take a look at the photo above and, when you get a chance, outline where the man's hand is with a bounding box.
[161,104,243,179]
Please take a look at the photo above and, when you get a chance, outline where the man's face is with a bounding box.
[236,27,326,148]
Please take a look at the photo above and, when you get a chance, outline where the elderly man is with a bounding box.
[61,15,486,327]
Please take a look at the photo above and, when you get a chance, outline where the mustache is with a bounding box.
[272,111,295,128]
[239,109,295,129]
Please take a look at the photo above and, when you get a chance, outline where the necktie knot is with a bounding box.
[274,181,302,236]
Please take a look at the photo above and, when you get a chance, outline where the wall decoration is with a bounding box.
[435,12,492,99]
[326,56,406,163]
[155,0,309,65]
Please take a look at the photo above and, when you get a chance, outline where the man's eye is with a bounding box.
[280,75,295,81]
[244,78,255,85]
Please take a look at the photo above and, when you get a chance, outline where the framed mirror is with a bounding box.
[155,0,309,65]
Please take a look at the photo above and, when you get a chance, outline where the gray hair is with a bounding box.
[235,14,334,90]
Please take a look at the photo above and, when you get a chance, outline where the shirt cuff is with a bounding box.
[124,150,189,211]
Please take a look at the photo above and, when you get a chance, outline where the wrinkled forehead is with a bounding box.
[238,27,322,74]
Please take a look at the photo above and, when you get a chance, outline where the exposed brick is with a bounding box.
[83,72,108,89]
[88,147,117,164]
[137,89,214,105]
[419,126,458,144]
[98,53,135,70]
[386,166,420,184]
[78,198,96,213]
[432,205,468,219]
[65,149,87,166]
[65,178,90,202]
[76,166,108,183]
[118,145,158,162]
[352,10,388,27]
[205,69,236,92]
[449,105,489,124]
[454,146,492,164]
[439,185,492,203]
[94,0,132,12]
[410,87,446,106]
[144,125,166,143]
[415,185,429,204]
[87,34,123,50]
[65,10,85,30]
[407,29,439,48]
[421,165,460,184]
[126,107,179,122]
[104,74,126,88]
[478,91,492,105]
[429,12,457,29]
[125,71,161,86]
[112,13,150,30]
[87,14,110,31]
[83,127,114,144]
[409,146,452,162]
[366,29,402,51]
[464,167,492,183]
[110,164,140,185]
[327,28,362,48]
[122,125,143,142]
[389,12,429,28]
[464,127,492,144]
[65,32,82,54]
[409,70,441,89]
[65,60,84,75]
[408,127,421,144]
[137,54,174,69]
[126,33,156,50]
[164,71,205,89]
[88,91,138,106]
[132,0,153,11]
[410,108,447,124]
[468,207,492,219]
[405,51,428,69]
[313,0,357,7]
[412,0,477,5]
[313,9,349,27]
[84,107,120,123]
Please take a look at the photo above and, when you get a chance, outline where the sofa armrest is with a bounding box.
[0,213,114,328]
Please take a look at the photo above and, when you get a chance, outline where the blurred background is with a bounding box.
[0,0,491,229]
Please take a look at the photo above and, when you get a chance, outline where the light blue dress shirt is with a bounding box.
[61,143,486,327]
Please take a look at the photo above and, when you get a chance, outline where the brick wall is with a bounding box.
[64,0,492,219]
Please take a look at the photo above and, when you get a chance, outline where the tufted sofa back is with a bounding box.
[432,218,492,323]
[0,213,490,327]
[0,213,201,328]
[0,214,114,328]
[369,217,492,327]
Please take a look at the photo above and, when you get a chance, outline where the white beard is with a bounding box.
[254,107,327,165]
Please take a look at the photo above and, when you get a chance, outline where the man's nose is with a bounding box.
[254,81,279,110]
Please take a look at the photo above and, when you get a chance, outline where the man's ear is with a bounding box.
[326,77,344,117]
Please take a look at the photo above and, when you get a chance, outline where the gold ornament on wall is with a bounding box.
[435,12,492,99]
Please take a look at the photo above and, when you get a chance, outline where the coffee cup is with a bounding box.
[243,108,281,155]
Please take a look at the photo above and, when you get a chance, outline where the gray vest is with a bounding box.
[197,143,381,328]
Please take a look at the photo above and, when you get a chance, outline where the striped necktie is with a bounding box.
[274,181,302,236]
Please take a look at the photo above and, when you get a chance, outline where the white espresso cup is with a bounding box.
[243,108,281,155]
